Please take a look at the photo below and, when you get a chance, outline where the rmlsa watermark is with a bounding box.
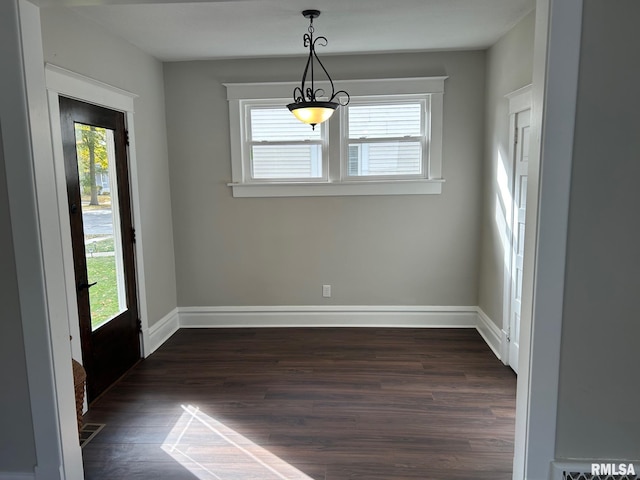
[591,463,637,475]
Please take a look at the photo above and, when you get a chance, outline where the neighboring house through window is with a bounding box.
[247,102,326,181]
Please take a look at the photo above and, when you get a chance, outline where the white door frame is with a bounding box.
[43,65,155,479]
[501,85,532,371]
[512,0,584,478]
[45,63,151,366]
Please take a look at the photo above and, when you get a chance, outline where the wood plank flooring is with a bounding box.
[82,328,517,480]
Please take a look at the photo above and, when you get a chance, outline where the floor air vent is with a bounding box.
[79,423,105,448]
[564,472,638,480]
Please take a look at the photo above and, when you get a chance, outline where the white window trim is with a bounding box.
[225,77,447,197]
[341,95,429,181]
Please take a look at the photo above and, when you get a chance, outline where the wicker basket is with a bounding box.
[71,359,86,432]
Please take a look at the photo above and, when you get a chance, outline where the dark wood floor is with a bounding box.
[82,328,517,480]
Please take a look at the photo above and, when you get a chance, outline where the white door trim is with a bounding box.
[45,64,152,361]
[513,0,584,478]
[502,85,531,370]
[507,85,533,116]
[29,63,149,480]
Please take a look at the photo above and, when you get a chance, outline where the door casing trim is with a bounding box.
[46,64,151,385]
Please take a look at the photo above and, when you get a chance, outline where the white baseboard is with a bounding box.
[145,308,179,357]
[500,328,510,366]
[0,473,35,480]
[476,308,502,361]
[179,305,479,329]
[175,305,503,362]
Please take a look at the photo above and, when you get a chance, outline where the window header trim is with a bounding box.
[225,77,448,101]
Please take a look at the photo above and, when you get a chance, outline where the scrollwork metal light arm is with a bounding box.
[287,10,350,129]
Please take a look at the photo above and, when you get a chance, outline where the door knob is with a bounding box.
[78,281,97,291]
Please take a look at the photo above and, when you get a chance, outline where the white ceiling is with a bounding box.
[38,0,535,61]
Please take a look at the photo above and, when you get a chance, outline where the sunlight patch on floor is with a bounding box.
[162,404,313,480]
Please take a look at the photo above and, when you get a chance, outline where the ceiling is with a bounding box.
[37,0,535,62]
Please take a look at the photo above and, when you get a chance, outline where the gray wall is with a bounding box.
[0,0,37,472]
[555,0,640,460]
[0,129,37,472]
[40,7,177,326]
[478,12,535,325]
[163,51,485,307]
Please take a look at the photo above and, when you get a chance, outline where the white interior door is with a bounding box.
[508,109,531,373]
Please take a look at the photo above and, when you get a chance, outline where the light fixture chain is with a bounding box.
[309,17,315,102]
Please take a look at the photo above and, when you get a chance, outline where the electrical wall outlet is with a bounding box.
[322,284,331,298]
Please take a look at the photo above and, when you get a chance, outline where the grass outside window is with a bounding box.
[86,249,120,329]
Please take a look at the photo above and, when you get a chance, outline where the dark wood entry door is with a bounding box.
[60,97,141,403]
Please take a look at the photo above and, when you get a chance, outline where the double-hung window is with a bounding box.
[246,102,327,181]
[344,98,427,179]
[226,77,446,197]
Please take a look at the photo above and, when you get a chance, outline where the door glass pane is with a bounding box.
[74,123,127,330]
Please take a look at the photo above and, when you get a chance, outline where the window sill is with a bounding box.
[227,179,444,197]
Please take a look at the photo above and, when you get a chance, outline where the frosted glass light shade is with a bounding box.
[287,101,338,127]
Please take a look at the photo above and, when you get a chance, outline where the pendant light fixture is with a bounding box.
[287,10,349,129]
